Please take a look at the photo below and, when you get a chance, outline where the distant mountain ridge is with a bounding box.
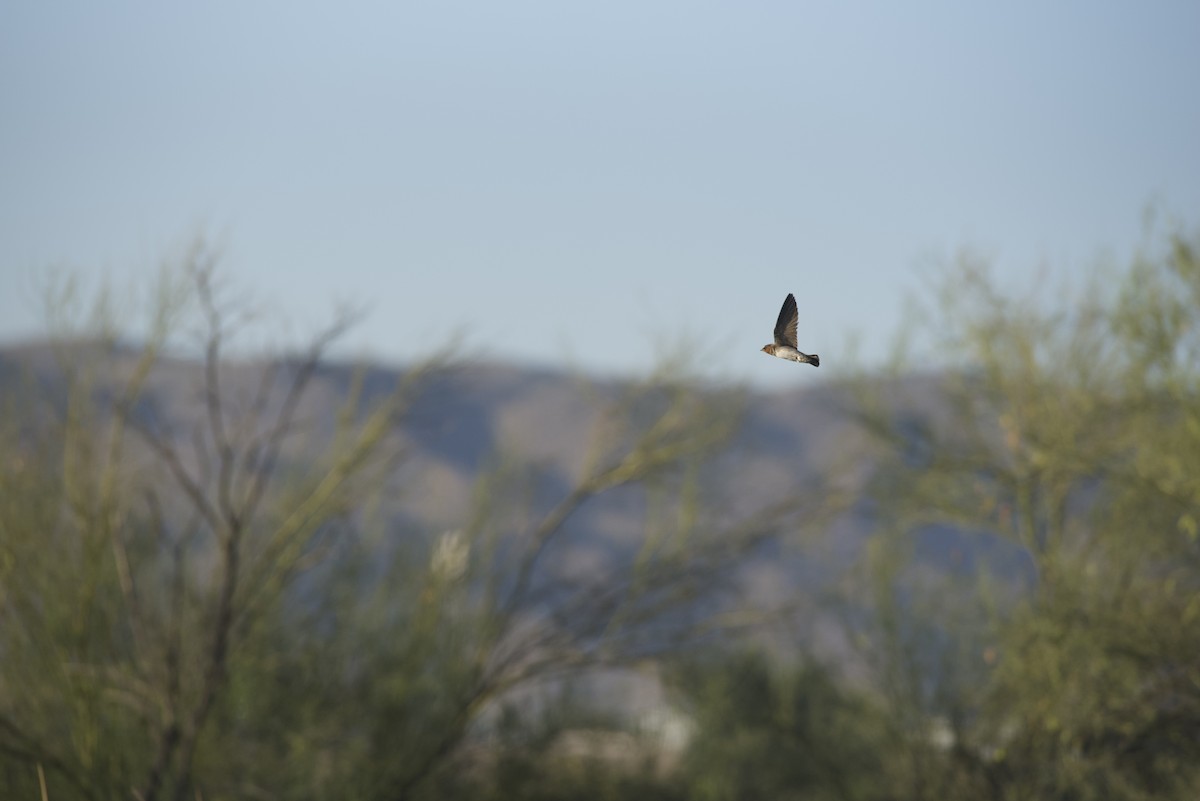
[0,339,1030,668]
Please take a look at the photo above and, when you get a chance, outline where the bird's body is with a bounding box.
[761,293,819,367]
[762,343,818,365]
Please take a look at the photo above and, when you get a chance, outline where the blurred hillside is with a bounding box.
[0,339,1028,652]
[0,341,849,617]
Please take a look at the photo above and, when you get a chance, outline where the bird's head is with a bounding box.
[760,344,776,355]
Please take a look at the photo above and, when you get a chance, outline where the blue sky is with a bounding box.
[2,2,1198,385]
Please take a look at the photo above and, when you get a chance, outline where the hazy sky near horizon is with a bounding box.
[2,2,1198,385]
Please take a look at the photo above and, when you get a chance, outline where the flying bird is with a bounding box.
[761,293,819,367]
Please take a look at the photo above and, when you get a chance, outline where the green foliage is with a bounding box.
[674,651,889,801]
[0,251,808,800]
[846,223,1200,799]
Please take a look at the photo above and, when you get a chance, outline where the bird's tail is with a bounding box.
[810,354,820,367]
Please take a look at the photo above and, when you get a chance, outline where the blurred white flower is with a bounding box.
[639,706,695,753]
[430,529,469,582]
[926,716,956,751]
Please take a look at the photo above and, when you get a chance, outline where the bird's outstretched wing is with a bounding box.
[773,293,798,348]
